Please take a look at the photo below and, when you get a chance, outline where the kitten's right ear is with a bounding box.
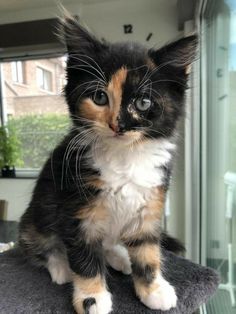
[59,13,105,55]
[148,35,198,71]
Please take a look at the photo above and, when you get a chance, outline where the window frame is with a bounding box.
[0,51,66,178]
[11,61,26,85]
[36,66,53,92]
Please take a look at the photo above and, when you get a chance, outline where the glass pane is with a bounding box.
[36,67,44,89]
[203,0,236,312]
[17,61,23,84]
[11,62,17,82]
[43,69,52,91]
[1,56,70,169]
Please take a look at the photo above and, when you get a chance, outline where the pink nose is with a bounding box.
[109,123,119,133]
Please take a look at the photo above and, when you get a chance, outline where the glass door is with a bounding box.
[201,0,236,312]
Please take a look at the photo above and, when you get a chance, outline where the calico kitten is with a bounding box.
[19,15,197,314]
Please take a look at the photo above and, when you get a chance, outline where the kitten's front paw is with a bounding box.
[74,290,112,314]
[140,277,177,311]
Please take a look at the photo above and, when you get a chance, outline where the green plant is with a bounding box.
[0,125,23,168]
[8,114,70,168]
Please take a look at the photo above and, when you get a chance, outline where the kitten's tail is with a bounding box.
[160,232,185,255]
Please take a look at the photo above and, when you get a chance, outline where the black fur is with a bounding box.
[132,262,156,284]
[63,19,197,140]
[124,234,160,247]
[160,232,185,254]
[83,298,96,313]
[18,15,197,313]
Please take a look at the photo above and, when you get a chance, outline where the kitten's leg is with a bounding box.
[65,236,112,314]
[19,223,71,284]
[47,252,72,284]
[125,238,177,311]
[104,244,132,275]
[73,274,112,314]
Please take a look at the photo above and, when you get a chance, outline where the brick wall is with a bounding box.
[3,57,66,116]
[11,95,68,116]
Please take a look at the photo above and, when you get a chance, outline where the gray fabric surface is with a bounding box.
[0,248,219,314]
[0,220,18,243]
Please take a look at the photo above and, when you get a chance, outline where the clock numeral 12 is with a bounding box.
[123,24,133,34]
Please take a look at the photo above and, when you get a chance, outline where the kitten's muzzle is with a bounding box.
[109,122,126,135]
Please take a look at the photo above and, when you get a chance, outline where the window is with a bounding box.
[36,66,53,92]
[1,56,69,172]
[201,0,236,312]
[11,61,25,84]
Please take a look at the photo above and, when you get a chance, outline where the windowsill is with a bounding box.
[12,82,28,88]
[38,88,54,94]
[0,169,39,179]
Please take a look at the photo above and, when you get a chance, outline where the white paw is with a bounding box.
[105,244,132,275]
[141,276,177,311]
[47,255,72,285]
[86,291,113,314]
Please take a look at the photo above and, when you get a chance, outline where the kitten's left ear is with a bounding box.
[59,13,106,55]
[148,35,198,71]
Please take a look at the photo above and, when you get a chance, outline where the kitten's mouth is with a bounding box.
[113,132,125,137]
[108,130,142,144]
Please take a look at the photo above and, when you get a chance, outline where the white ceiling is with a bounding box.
[0,0,116,13]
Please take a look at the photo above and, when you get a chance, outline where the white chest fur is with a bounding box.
[92,139,175,243]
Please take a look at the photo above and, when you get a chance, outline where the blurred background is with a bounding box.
[0,0,235,313]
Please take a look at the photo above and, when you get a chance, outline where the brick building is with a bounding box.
[2,57,68,117]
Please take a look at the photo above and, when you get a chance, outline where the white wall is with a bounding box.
[82,0,180,46]
[0,178,35,221]
[0,0,180,46]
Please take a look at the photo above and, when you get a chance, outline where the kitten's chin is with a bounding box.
[103,130,143,146]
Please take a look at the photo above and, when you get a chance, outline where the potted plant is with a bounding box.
[0,125,22,177]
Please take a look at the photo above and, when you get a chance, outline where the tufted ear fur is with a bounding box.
[59,13,106,56]
[148,35,198,71]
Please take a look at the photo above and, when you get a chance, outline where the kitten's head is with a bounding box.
[62,16,197,145]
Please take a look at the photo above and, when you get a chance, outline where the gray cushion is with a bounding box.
[0,248,219,314]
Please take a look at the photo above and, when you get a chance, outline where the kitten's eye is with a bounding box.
[93,90,108,106]
[135,98,152,111]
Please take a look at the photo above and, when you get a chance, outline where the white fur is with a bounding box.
[105,244,132,275]
[141,273,177,311]
[91,138,175,242]
[88,291,113,314]
[73,286,112,314]
[47,254,72,284]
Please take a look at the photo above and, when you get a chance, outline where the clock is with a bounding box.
[123,24,153,42]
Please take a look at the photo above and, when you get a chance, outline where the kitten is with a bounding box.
[19,15,197,314]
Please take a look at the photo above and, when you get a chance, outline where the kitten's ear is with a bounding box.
[148,35,198,70]
[60,13,105,55]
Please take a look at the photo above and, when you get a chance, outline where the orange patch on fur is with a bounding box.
[73,274,104,294]
[128,243,161,300]
[86,176,105,189]
[146,58,156,70]
[73,275,105,313]
[78,67,127,129]
[145,186,165,221]
[129,244,161,270]
[122,186,166,241]
[79,98,110,124]
[76,198,107,221]
[134,278,159,299]
[107,67,127,126]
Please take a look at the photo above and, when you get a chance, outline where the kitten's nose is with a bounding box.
[118,122,126,133]
[109,122,125,134]
[109,123,119,133]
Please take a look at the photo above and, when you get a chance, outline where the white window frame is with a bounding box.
[0,51,66,178]
[11,61,25,84]
[36,66,53,92]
